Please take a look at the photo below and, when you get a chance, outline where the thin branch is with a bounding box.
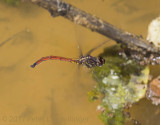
[28,0,160,54]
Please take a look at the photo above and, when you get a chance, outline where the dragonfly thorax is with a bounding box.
[80,55,105,68]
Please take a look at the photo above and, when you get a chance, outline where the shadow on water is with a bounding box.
[0,29,33,47]
[47,89,61,125]
[126,98,160,125]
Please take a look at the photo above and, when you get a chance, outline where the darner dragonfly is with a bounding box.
[31,41,108,68]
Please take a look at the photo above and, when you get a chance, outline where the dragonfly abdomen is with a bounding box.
[31,56,79,68]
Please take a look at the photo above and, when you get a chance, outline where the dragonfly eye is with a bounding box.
[97,56,105,66]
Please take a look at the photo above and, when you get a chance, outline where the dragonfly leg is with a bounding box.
[86,40,110,55]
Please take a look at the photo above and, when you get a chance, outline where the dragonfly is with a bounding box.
[31,41,108,68]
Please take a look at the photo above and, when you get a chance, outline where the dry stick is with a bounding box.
[29,0,160,54]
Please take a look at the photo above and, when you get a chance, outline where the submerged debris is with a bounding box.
[147,75,160,105]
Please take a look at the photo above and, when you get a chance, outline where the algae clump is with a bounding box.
[88,45,149,125]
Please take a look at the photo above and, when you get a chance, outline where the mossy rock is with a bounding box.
[88,45,149,125]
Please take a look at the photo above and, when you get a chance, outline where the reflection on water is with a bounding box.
[0,0,160,125]
[0,29,32,47]
[111,0,139,15]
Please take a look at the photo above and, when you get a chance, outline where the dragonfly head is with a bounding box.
[97,56,105,67]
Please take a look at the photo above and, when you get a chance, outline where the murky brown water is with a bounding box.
[0,0,160,125]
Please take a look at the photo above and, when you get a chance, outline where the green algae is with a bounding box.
[88,45,149,125]
[99,109,124,125]
[3,0,21,6]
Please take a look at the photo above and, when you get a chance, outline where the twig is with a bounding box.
[28,0,160,53]
[28,0,160,65]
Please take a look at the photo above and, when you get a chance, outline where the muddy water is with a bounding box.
[0,0,160,125]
